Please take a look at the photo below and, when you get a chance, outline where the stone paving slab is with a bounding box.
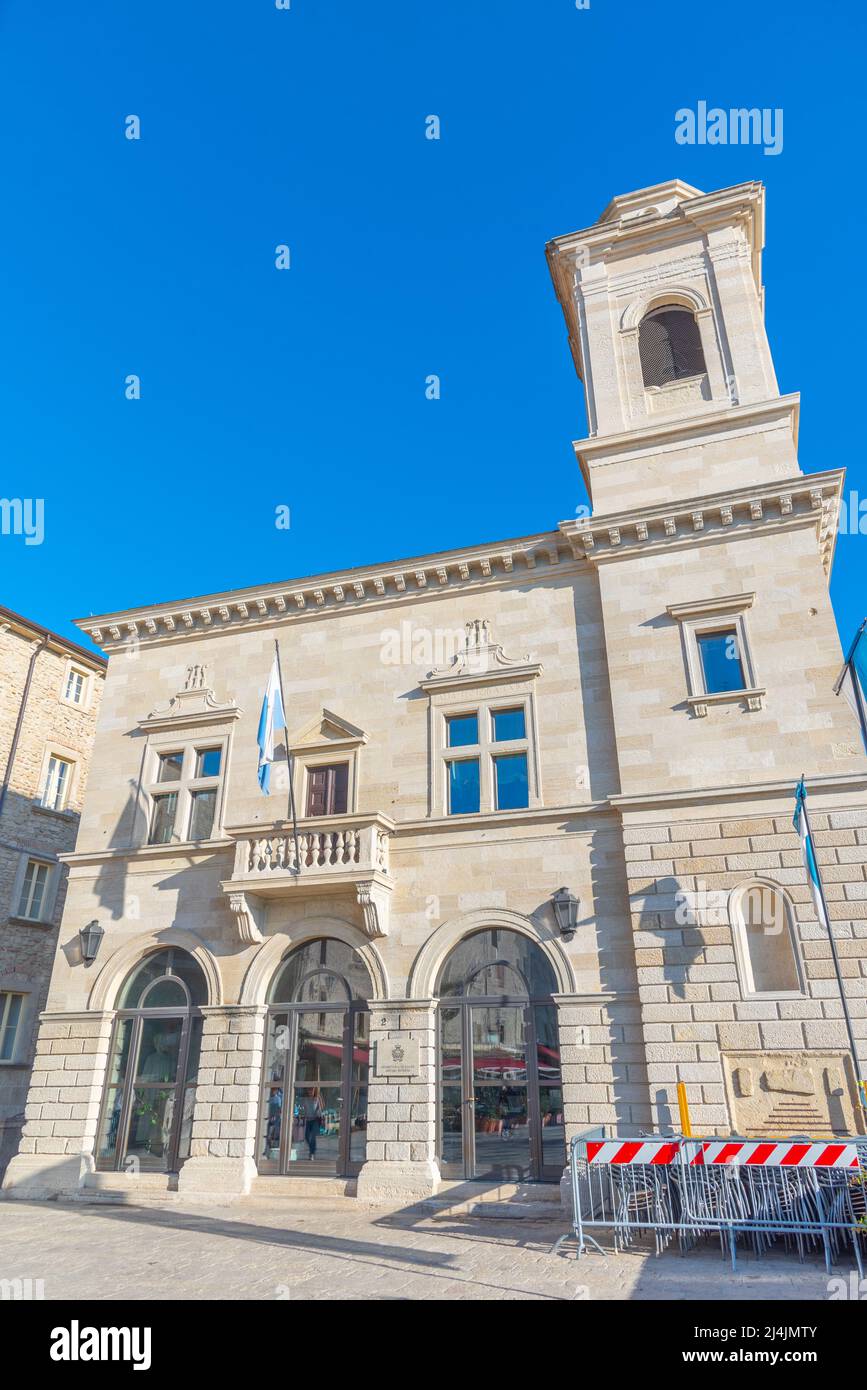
[0,1198,854,1301]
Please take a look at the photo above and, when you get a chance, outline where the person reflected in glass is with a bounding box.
[266,1086,283,1154]
[298,1087,324,1159]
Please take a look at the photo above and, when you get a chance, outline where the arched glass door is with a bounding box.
[96,947,207,1172]
[437,929,563,1181]
[258,938,372,1177]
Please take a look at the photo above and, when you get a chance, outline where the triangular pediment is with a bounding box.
[288,708,368,751]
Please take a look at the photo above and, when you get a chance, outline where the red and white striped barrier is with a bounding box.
[586,1140,679,1165]
[584,1138,860,1169]
[688,1140,859,1169]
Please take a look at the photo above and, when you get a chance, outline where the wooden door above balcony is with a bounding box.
[221,813,395,944]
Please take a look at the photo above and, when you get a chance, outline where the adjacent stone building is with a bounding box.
[0,607,105,1177]
[4,178,866,1207]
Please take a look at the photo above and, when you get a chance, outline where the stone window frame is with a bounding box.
[59,657,95,712]
[620,286,730,422]
[286,712,368,819]
[428,688,542,818]
[0,988,28,1065]
[10,852,62,926]
[728,877,806,1001]
[35,742,80,816]
[666,592,765,717]
[143,732,229,846]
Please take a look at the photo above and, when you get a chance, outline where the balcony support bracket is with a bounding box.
[228,890,265,945]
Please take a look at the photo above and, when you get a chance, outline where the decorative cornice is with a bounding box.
[610,770,867,813]
[419,618,542,693]
[666,592,754,622]
[573,394,800,464]
[559,469,843,578]
[138,664,241,730]
[287,709,369,753]
[75,532,570,652]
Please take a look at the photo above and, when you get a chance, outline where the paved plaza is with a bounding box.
[0,1197,853,1301]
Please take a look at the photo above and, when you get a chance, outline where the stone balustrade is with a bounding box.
[221,814,395,944]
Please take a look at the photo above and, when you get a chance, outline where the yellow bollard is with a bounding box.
[677,1081,693,1137]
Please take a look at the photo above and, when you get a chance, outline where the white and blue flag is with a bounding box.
[834,619,867,754]
[257,655,285,794]
[793,777,829,933]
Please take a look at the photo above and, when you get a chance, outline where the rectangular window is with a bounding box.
[439,696,535,816]
[188,788,217,841]
[446,713,478,748]
[17,858,50,921]
[305,763,349,817]
[448,758,480,815]
[156,751,184,782]
[64,669,85,704]
[0,992,23,1062]
[697,629,746,694]
[493,752,529,810]
[195,747,222,779]
[42,755,72,811]
[149,792,177,844]
[492,707,526,742]
[145,739,225,846]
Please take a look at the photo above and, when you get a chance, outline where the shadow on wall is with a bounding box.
[0,1114,24,1183]
[586,825,655,1134]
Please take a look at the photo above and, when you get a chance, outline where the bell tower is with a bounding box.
[547,179,801,515]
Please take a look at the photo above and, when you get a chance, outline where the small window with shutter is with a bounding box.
[305,763,349,817]
[638,305,706,388]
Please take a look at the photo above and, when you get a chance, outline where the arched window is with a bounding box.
[435,928,562,1182]
[731,882,803,996]
[96,947,208,1173]
[638,304,706,388]
[260,938,372,1178]
[268,937,373,1006]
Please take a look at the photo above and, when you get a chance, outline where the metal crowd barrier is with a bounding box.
[561,1129,867,1273]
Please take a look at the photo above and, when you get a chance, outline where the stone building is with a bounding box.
[0,607,105,1177]
[4,178,867,1207]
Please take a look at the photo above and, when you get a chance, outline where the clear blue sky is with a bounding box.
[1,0,863,655]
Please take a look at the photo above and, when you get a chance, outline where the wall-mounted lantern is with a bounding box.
[79,919,104,965]
[551,887,580,941]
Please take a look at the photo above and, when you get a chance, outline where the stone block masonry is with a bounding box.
[623,801,867,1132]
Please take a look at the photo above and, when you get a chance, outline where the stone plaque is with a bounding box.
[721,1051,866,1138]
[375,1034,419,1078]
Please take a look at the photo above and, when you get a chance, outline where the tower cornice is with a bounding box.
[559,468,844,579]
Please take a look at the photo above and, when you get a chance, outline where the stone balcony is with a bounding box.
[221,812,395,943]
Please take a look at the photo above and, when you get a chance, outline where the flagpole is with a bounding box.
[274,639,301,876]
[800,775,863,1099]
[837,618,867,752]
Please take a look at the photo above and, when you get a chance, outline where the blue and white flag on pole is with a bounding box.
[834,619,867,754]
[257,656,285,794]
[793,777,829,933]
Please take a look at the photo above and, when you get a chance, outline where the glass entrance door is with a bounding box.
[288,1011,344,1172]
[471,1005,531,1180]
[97,1010,203,1173]
[437,999,564,1181]
[258,1004,370,1177]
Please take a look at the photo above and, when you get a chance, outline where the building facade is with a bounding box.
[4,178,867,1207]
[0,607,105,1178]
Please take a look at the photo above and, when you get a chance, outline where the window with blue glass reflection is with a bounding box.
[697,629,745,694]
[447,713,478,747]
[494,753,529,810]
[492,707,525,742]
[449,759,480,814]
